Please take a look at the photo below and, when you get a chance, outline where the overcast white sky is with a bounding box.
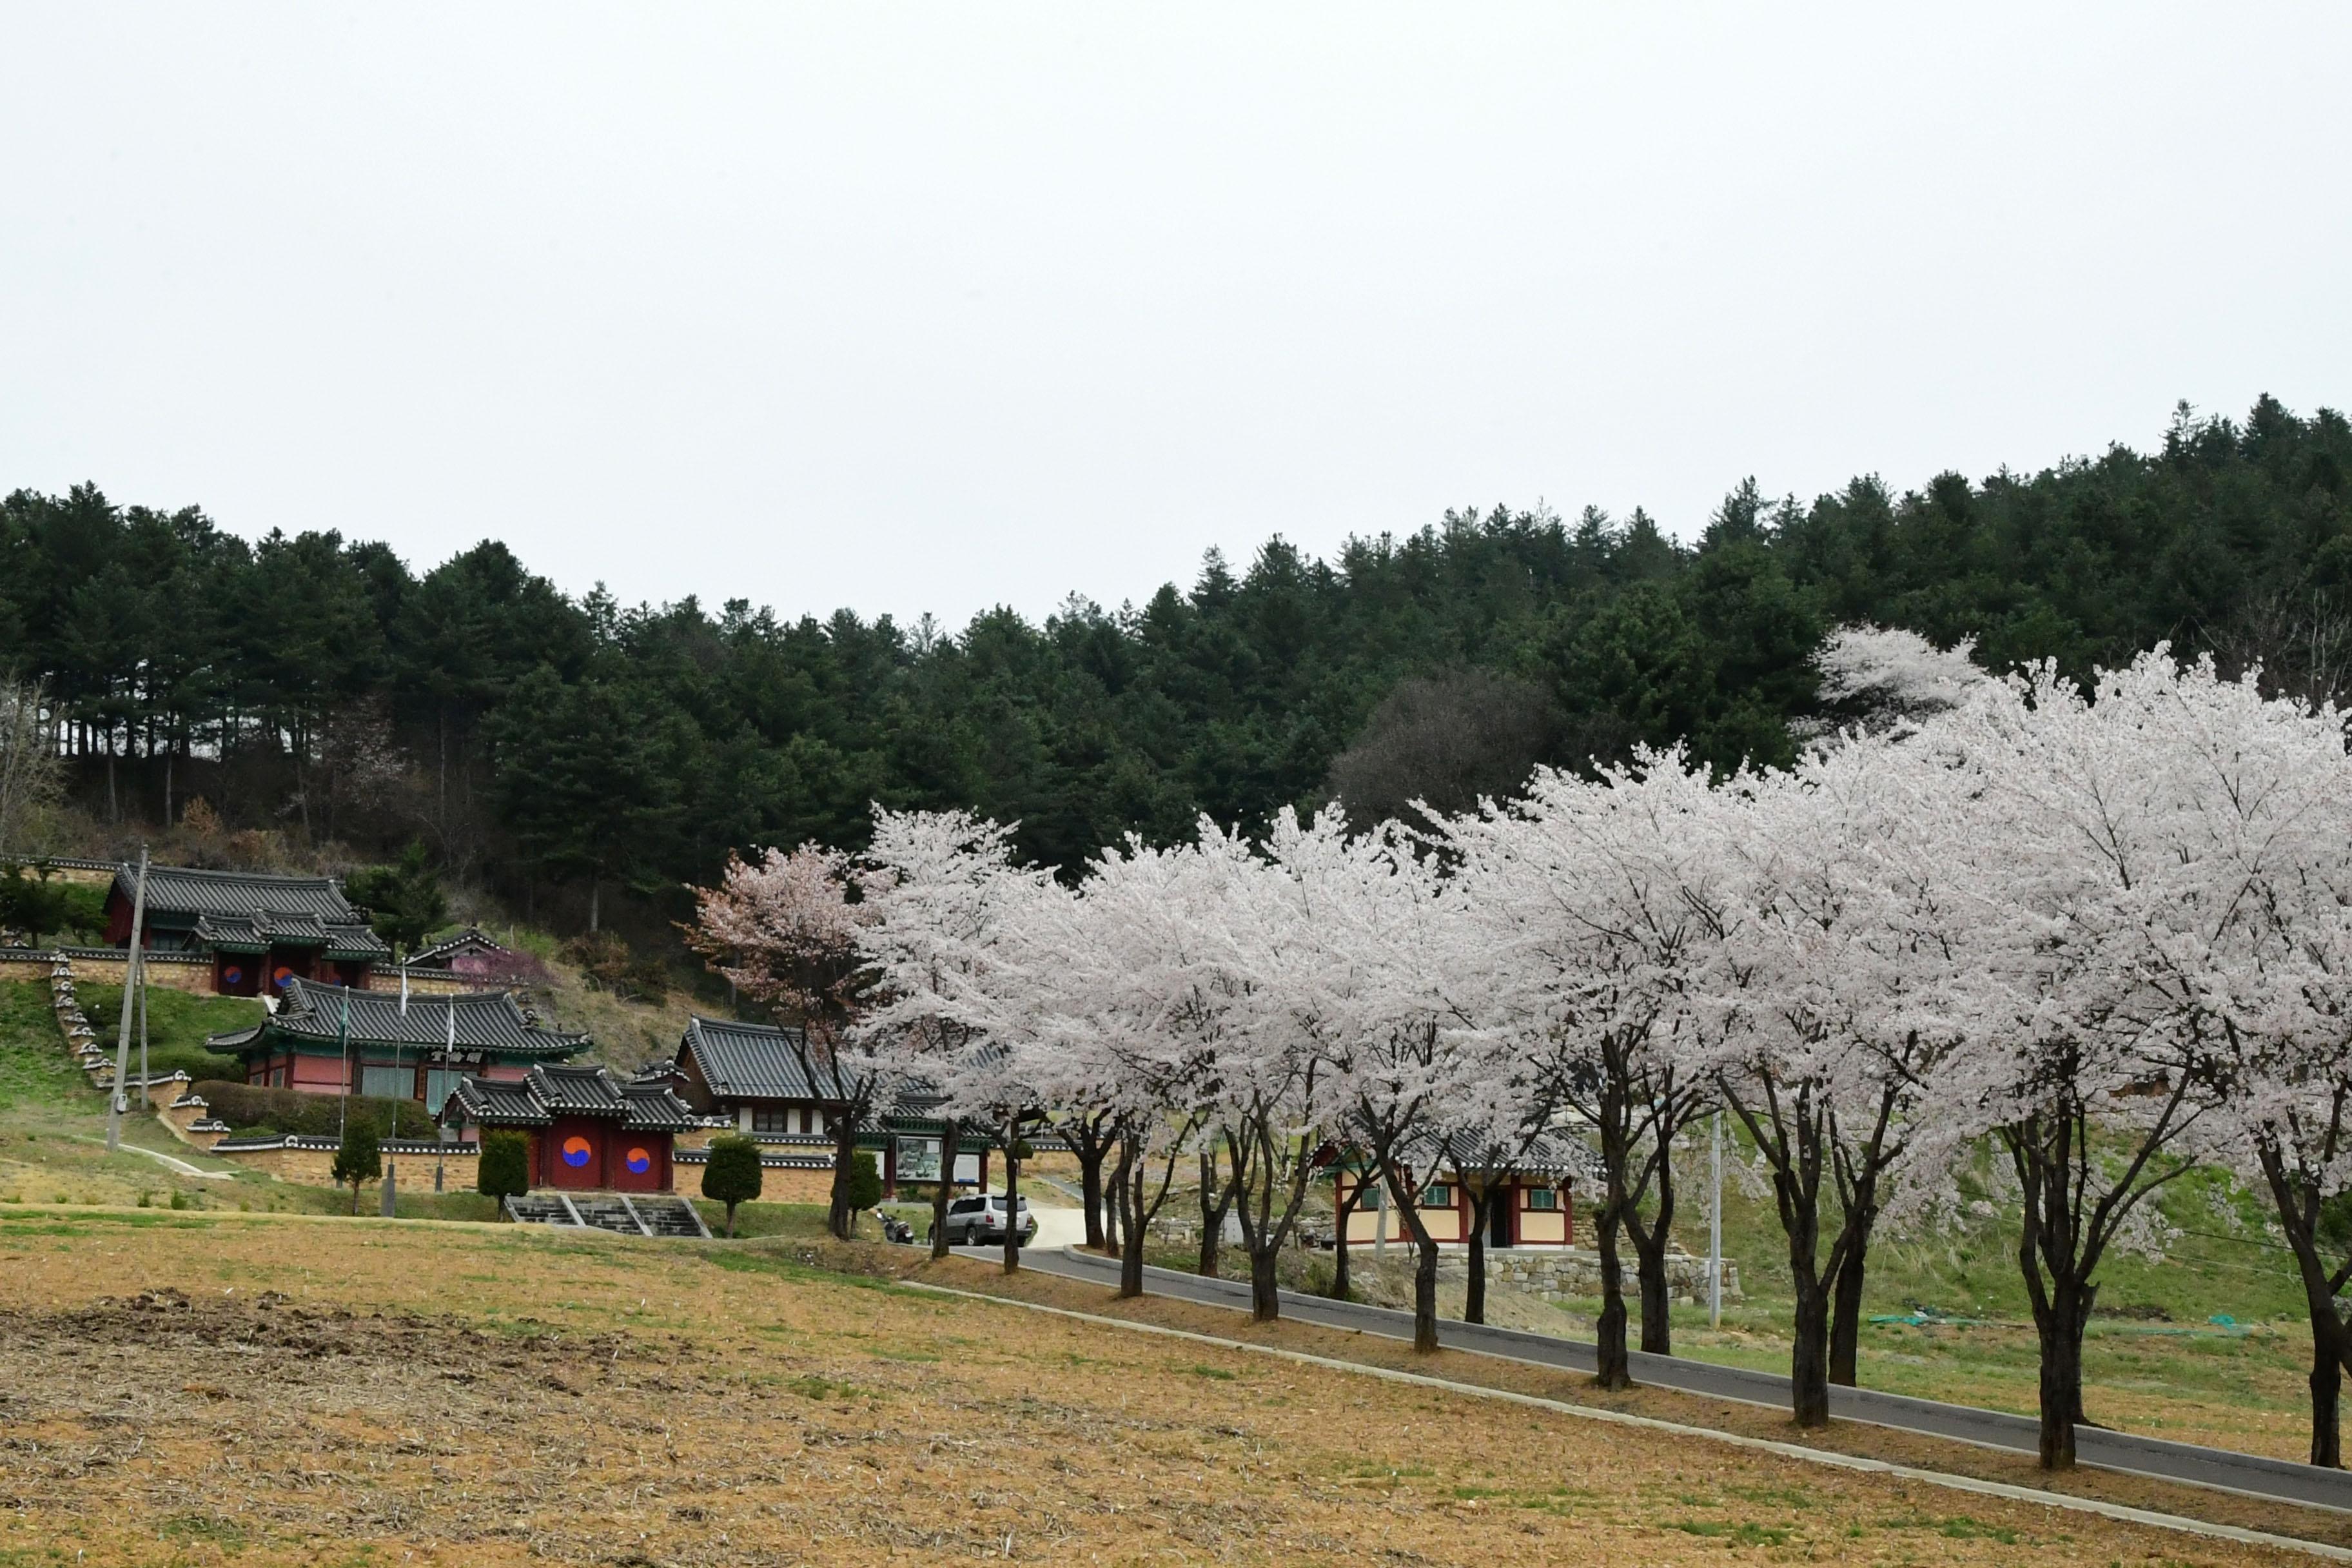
[4,5,2347,627]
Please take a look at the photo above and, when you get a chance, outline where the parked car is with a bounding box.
[933,1193,1036,1248]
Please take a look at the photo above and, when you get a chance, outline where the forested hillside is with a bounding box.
[4,396,2347,935]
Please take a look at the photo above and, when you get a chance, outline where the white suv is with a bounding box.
[936,1194,1037,1248]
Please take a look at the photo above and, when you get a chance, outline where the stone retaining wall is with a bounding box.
[1457,1247,1741,1303]
[5,946,490,999]
[673,1151,836,1205]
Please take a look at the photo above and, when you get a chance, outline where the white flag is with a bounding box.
[447,1000,457,1052]
[400,968,409,1017]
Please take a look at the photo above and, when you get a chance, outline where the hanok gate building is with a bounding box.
[440,1064,700,1193]
[207,979,591,1110]
[1329,1131,1599,1250]
[106,863,389,994]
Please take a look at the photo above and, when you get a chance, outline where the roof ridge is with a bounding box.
[124,862,341,885]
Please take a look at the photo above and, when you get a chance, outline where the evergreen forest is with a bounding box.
[5,396,2349,940]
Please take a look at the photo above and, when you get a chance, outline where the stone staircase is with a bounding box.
[631,1195,710,1239]
[502,1191,712,1239]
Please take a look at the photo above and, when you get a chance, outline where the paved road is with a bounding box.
[1023,1246,2352,1514]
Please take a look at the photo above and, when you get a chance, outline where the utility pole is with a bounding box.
[104,847,150,1153]
[1708,1111,1723,1329]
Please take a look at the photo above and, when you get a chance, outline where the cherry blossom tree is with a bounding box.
[858,808,1061,1275]
[1703,729,1973,1427]
[1919,651,2269,1469]
[1446,748,1729,1387]
[2132,665,2352,1466]
[1273,815,1498,1353]
[682,843,886,1240]
[1180,814,1343,1324]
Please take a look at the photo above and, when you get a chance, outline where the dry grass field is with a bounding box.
[0,1208,2334,1568]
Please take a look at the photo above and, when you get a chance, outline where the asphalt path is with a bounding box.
[1017,1244,2352,1514]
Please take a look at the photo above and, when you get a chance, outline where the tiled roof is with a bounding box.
[1378,1128,1603,1183]
[191,910,391,959]
[117,863,362,923]
[445,1077,551,1127]
[442,1066,696,1133]
[620,1081,698,1133]
[405,926,515,968]
[678,1015,822,1101]
[525,1063,630,1115]
[206,980,589,1056]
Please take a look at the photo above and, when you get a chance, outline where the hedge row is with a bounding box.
[191,1079,438,1139]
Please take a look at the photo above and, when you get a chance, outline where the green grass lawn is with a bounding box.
[0,980,92,1108]
[76,982,263,1081]
[1540,1135,2315,1457]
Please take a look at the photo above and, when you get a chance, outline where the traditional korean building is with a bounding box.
[440,1064,698,1193]
[1329,1132,1598,1250]
[402,926,521,977]
[105,863,389,994]
[667,1014,986,1195]
[206,979,589,1110]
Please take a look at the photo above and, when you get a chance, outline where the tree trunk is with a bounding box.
[1102,1155,1121,1255]
[587,877,600,933]
[1594,1203,1631,1390]
[1828,1231,1869,1386]
[825,1113,858,1240]
[1001,1115,1023,1276]
[1248,1246,1280,1322]
[1078,1137,1107,1252]
[1629,1224,1673,1357]
[1381,1162,1442,1354]
[1464,1184,1491,1326]
[1198,1148,1231,1278]
[1328,1176,1362,1302]
[1789,1273,1832,1429]
[929,1119,959,1262]
[1114,1144,1148,1298]
[2034,1283,2090,1469]
[2311,1311,2346,1469]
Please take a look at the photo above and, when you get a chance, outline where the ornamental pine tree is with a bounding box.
[701,1134,763,1238]
[331,1126,381,1216]
[476,1130,530,1211]
[845,1150,883,1232]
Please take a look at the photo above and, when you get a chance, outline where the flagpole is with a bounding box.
[337,986,350,1142]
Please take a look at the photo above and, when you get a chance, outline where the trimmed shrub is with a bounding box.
[191,1081,436,1139]
[701,1134,763,1238]
[476,1130,530,1210]
[331,1127,381,1215]
[846,1149,884,1214]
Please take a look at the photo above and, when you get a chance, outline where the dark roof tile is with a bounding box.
[679,1015,821,1101]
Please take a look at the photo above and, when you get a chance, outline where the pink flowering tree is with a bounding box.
[682,843,885,1240]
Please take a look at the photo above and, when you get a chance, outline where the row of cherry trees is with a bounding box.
[691,628,2352,1472]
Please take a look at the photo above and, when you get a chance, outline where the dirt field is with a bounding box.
[0,1207,2334,1567]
